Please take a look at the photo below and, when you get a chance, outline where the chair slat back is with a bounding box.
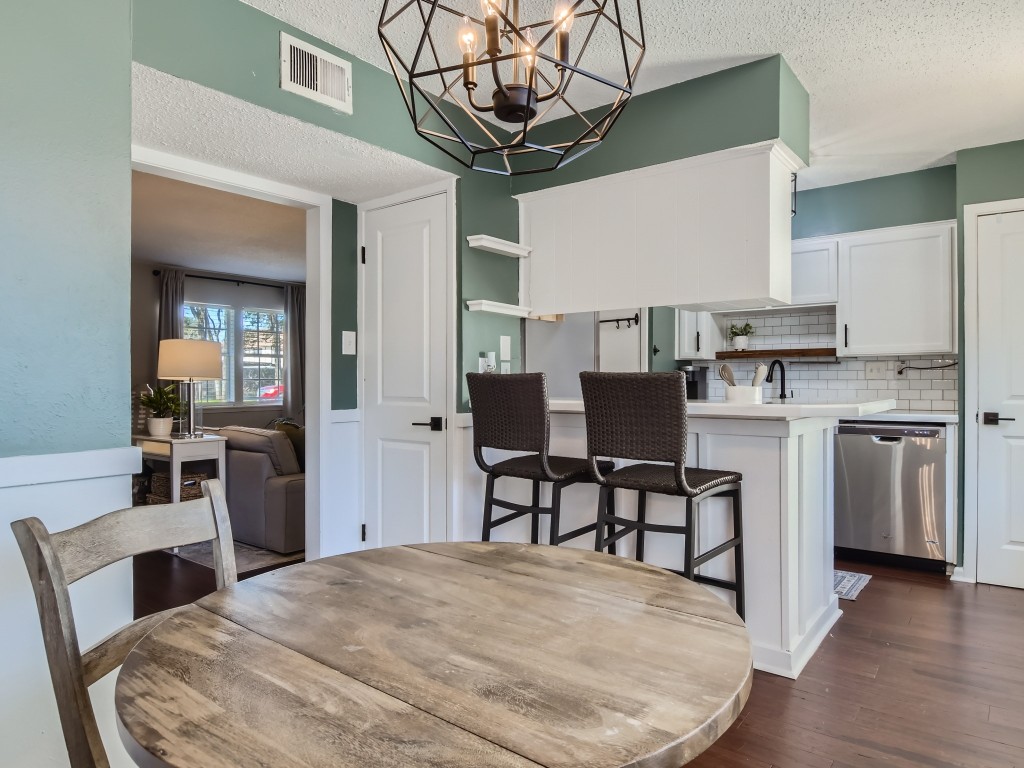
[580,372,689,465]
[467,372,550,454]
[10,479,237,768]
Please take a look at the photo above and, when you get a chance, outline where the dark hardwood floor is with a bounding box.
[134,553,1024,766]
[692,559,1024,768]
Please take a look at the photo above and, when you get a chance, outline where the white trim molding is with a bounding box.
[0,447,141,489]
[961,196,1024,584]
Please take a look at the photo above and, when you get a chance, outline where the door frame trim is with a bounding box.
[357,177,459,548]
[131,146,334,559]
[961,196,1024,584]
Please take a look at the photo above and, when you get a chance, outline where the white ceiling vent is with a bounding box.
[280,32,353,114]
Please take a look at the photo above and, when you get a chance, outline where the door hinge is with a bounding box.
[361,523,366,542]
[361,246,366,264]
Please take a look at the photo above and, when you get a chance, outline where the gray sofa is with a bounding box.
[216,426,305,554]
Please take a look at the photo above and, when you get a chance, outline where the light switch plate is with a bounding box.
[341,331,357,355]
[499,335,512,361]
[500,362,511,374]
[865,361,886,379]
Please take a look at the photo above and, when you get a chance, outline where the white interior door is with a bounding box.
[977,209,1024,589]
[363,192,448,548]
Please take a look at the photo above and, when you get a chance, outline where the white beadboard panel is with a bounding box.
[598,176,639,311]
[568,184,603,313]
[635,169,681,308]
[1,449,139,768]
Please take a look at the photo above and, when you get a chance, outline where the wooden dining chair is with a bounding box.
[10,478,237,768]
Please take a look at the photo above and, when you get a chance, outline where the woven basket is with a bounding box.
[151,471,207,501]
[145,493,171,506]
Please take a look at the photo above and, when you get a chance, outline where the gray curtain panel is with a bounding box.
[156,268,186,383]
[284,285,307,422]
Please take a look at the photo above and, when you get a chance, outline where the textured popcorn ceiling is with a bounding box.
[132,63,449,204]
[244,0,1024,188]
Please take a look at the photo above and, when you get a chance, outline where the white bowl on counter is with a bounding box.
[724,385,763,404]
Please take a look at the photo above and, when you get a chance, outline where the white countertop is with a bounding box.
[839,409,959,424]
[548,398,898,420]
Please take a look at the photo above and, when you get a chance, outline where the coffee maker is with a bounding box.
[678,364,709,400]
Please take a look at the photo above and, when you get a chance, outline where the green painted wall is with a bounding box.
[133,0,519,412]
[647,308,678,372]
[512,56,809,195]
[331,200,359,410]
[1,0,131,457]
[793,166,957,239]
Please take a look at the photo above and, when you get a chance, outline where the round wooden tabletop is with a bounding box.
[116,542,752,768]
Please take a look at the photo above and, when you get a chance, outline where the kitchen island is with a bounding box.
[455,398,896,678]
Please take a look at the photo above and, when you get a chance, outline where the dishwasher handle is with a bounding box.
[871,435,903,444]
[837,423,945,440]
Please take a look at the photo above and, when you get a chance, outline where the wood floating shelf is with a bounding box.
[465,300,532,318]
[466,235,532,259]
[716,347,838,360]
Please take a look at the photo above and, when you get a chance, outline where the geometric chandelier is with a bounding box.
[379,1,646,176]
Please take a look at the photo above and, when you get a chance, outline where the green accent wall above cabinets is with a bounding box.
[648,308,679,373]
[331,200,359,411]
[1,0,131,457]
[793,166,957,240]
[511,55,809,195]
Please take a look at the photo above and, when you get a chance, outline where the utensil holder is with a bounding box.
[725,386,763,404]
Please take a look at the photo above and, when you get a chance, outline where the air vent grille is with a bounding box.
[280,32,353,114]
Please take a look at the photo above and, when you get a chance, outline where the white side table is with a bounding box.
[132,434,228,503]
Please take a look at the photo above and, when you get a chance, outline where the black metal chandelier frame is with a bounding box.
[378,0,646,176]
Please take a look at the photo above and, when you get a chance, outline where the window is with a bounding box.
[184,302,285,406]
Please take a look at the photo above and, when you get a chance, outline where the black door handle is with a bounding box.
[844,324,849,348]
[983,412,1016,425]
[412,416,443,431]
[696,331,701,352]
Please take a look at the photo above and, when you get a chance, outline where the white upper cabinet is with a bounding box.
[790,238,839,305]
[837,222,955,357]
[675,311,723,360]
[518,143,801,316]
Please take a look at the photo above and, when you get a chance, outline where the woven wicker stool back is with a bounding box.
[466,372,550,456]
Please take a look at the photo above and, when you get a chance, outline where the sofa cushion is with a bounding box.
[274,422,305,472]
[218,426,301,476]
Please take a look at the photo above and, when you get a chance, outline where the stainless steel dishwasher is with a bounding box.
[834,422,947,563]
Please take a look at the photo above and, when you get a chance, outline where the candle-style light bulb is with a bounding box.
[458,17,477,55]
[480,0,498,17]
[522,28,536,75]
[553,1,574,32]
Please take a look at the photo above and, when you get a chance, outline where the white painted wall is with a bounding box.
[0,448,140,767]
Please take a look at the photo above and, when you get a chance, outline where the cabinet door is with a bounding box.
[837,223,954,356]
[791,239,838,305]
[675,311,720,360]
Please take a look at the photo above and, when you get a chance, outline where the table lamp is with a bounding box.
[157,339,223,438]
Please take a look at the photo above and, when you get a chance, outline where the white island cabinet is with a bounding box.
[454,398,896,679]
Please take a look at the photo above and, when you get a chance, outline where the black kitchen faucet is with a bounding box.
[765,359,788,401]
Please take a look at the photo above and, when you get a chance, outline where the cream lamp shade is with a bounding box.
[157,339,223,381]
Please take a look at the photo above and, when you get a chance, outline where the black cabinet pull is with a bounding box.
[696,331,701,353]
[412,416,443,431]
[844,324,849,348]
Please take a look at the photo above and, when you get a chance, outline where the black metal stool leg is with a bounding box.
[482,474,495,541]
[606,487,617,556]
[732,488,745,620]
[530,480,541,544]
[595,486,609,552]
[635,490,647,562]
[549,481,563,546]
[683,497,695,580]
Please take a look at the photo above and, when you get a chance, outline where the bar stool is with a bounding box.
[467,372,615,547]
[579,371,745,619]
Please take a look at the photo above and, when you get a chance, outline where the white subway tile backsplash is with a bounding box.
[707,306,959,412]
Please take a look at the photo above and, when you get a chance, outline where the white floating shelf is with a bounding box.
[466,235,532,258]
[465,300,532,318]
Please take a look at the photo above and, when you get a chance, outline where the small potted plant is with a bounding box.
[729,322,755,351]
[139,384,181,437]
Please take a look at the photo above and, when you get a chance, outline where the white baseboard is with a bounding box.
[950,565,976,584]
[753,601,843,679]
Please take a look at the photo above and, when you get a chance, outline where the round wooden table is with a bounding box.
[116,542,752,768]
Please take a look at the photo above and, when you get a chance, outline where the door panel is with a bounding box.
[791,240,838,305]
[364,193,448,549]
[978,210,1024,588]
